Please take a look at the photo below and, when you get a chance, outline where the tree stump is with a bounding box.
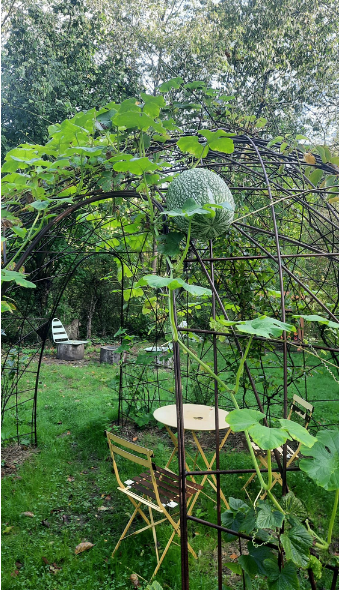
[56,343,85,361]
[100,345,121,365]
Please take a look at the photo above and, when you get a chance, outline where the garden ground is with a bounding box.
[1,346,339,590]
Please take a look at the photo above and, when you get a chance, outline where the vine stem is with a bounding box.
[175,221,192,273]
[327,488,339,545]
[267,450,272,488]
[168,288,285,511]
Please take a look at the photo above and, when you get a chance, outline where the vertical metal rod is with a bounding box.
[172,291,189,589]
[308,568,317,590]
[210,240,222,590]
[246,136,288,494]
[118,259,125,426]
[189,240,284,473]
[331,569,338,590]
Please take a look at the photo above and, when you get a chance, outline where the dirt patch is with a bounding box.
[1,444,39,478]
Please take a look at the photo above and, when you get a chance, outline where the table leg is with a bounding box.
[191,430,231,510]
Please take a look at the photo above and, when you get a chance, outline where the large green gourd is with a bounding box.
[166,168,235,240]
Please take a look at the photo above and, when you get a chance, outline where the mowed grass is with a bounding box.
[1,348,339,590]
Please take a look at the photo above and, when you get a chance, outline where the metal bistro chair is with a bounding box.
[106,431,203,579]
[243,394,314,500]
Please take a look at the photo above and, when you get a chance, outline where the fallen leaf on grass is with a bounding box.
[42,557,50,565]
[97,506,109,511]
[229,553,238,560]
[75,542,94,554]
[49,564,61,574]
[3,526,14,534]
[10,570,19,577]
[67,476,75,482]
[130,573,140,588]
[15,561,23,569]
[41,520,50,528]
[132,437,138,442]
[21,512,35,518]
[62,514,69,524]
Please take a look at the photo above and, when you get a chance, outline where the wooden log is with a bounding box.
[100,345,121,365]
[56,343,85,361]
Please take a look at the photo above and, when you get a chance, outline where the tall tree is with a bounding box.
[1,0,140,150]
[89,0,338,139]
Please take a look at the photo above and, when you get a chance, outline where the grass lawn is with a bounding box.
[1,346,339,590]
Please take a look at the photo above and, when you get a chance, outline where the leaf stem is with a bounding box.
[327,488,339,545]
[267,450,272,488]
[175,221,192,273]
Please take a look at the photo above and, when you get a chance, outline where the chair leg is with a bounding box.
[112,503,142,557]
[260,473,283,500]
[148,506,160,563]
[242,472,257,491]
[150,530,176,580]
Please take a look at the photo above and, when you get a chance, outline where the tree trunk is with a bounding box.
[86,296,97,340]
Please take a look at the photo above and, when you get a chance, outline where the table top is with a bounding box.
[153,404,229,431]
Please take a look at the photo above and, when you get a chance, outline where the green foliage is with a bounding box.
[1,269,36,289]
[299,430,339,491]
[142,274,212,297]
[293,314,339,330]
[280,522,313,568]
[263,559,300,590]
[236,316,296,339]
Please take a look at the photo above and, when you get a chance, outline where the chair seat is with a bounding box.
[251,441,295,459]
[125,465,203,506]
[57,340,88,345]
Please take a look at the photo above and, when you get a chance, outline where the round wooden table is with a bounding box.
[153,403,229,431]
[153,403,231,509]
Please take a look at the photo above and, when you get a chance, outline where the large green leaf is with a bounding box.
[156,232,183,256]
[247,542,274,576]
[229,497,249,512]
[208,137,234,154]
[224,562,242,575]
[159,77,184,92]
[221,509,246,542]
[30,200,51,210]
[293,314,339,329]
[280,523,313,567]
[113,157,161,175]
[249,424,289,450]
[280,492,307,521]
[263,559,300,590]
[256,502,285,530]
[142,274,211,296]
[278,419,316,448]
[112,111,164,133]
[299,430,339,491]
[1,269,36,288]
[165,198,211,218]
[238,554,259,577]
[236,316,295,338]
[176,136,208,159]
[226,409,265,432]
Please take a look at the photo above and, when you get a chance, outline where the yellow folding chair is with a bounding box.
[243,394,314,500]
[106,431,203,579]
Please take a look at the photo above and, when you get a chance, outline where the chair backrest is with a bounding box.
[51,318,69,343]
[288,394,314,429]
[106,431,163,503]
